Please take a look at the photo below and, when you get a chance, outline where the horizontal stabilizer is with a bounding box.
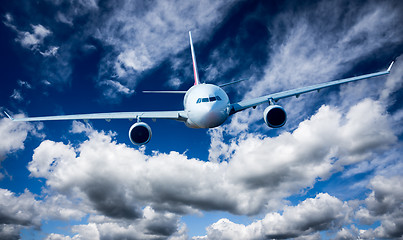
[219,79,248,88]
[142,91,187,94]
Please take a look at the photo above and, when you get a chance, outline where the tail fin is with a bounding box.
[189,31,200,85]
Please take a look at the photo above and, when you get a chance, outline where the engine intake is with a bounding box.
[263,105,287,128]
[129,122,152,145]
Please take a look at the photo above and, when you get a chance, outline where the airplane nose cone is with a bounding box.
[192,104,228,128]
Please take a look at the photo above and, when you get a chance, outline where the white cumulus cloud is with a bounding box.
[357,175,403,238]
[198,193,351,239]
[21,96,400,238]
[0,113,41,162]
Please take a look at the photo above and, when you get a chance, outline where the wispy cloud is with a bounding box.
[10,89,23,102]
[99,79,135,101]
[93,0,236,99]
[3,16,55,54]
[39,46,59,57]
[220,0,403,135]
[17,24,51,50]
[3,0,237,101]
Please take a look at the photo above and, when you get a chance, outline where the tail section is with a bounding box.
[189,31,201,85]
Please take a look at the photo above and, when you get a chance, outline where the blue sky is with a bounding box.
[0,0,403,239]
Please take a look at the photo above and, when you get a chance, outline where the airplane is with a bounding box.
[4,31,394,145]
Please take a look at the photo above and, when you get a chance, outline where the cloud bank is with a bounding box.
[13,95,397,238]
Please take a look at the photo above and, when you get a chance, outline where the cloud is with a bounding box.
[53,0,98,25]
[357,175,403,238]
[16,24,52,50]
[334,227,359,240]
[0,114,40,161]
[3,0,238,100]
[95,0,233,73]
[380,55,403,103]
[3,12,67,85]
[199,176,403,239]
[43,207,186,240]
[2,1,402,238]
[0,112,43,180]
[0,188,87,239]
[198,193,351,239]
[0,224,21,240]
[0,189,42,228]
[40,46,59,57]
[17,80,32,89]
[3,19,57,59]
[21,95,399,238]
[9,80,33,103]
[167,77,183,89]
[258,0,402,96]
[10,90,23,102]
[92,0,237,99]
[204,39,242,84]
[0,188,86,238]
[29,140,76,179]
[221,0,403,135]
[98,80,135,101]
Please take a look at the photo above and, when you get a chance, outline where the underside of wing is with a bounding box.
[4,111,188,122]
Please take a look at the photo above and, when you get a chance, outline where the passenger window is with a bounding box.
[216,96,222,100]
[202,98,209,102]
[209,97,216,102]
[196,98,201,103]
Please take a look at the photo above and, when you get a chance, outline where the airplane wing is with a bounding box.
[230,62,394,114]
[4,110,187,122]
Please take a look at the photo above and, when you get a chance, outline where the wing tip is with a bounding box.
[3,111,14,120]
[387,61,394,72]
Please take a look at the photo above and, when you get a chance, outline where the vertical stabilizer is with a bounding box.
[189,31,200,85]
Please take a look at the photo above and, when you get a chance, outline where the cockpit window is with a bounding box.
[196,96,222,104]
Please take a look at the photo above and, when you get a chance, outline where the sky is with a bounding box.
[0,0,403,239]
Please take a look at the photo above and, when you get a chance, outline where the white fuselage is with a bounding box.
[183,84,230,128]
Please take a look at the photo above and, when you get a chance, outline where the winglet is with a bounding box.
[3,111,14,120]
[189,31,200,85]
[387,61,394,72]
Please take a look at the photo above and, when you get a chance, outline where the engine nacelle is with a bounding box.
[263,105,287,128]
[129,122,152,145]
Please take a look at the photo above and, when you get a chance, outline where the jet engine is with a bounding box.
[129,122,152,145]
[263,105,287,128]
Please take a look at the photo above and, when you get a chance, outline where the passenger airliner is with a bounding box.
[4,32,394,145]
